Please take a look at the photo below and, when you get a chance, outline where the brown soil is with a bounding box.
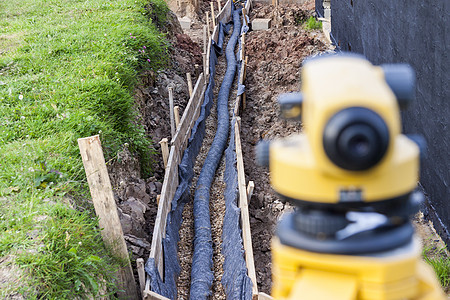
[242,2,331,293]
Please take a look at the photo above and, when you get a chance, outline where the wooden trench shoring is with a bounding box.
[143,1,272,299]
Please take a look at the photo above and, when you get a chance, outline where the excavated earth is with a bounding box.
[243,2,332,293]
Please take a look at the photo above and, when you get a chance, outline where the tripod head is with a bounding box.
[256,54,426,252]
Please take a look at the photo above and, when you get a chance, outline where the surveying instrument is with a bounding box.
[256,54,445,299]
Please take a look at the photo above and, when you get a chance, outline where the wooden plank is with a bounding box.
[149,145,180,279]
[137,258,146,295]
[171,73,205,156]
[234,119,258,296]
[234,58,247,116]
[143,290,170,300]
[216,0,232,24]
[239,55,246,84]
[234,95,241,116]
[78,135,138,299]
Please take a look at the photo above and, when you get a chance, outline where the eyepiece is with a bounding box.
[323,107,389,171]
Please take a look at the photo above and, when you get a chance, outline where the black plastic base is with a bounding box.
[277,190,423,218]
[277,212,414,255]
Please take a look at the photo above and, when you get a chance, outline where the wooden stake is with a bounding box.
[168,87,175,138]
[136,258,146,295]
[203,25,207,54]
[187,73,193,97]
[247,181,255,204]
[174,105,180,129]
[203,53,207,80]
[78,135,138,300]
[159,138,169,169]
[217,0,222,12]
[210,2,216,28]
[156,194,161,205]
[206,12,211,40]
[234,119,258,295]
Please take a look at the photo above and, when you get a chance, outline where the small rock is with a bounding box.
[155,182,162,193]
[129,245,144,257]
[124,234,151,250]
[118,210,133,235]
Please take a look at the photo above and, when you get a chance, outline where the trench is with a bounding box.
[145,5,253,299]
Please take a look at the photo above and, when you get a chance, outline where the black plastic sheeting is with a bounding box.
[189,8,242,300]
[221,116,253,299]
[145,22,228,299]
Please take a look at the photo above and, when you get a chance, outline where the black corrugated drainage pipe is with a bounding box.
[189,7,242,300]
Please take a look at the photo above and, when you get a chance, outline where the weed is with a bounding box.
[422,244,450,291]
[305,16,323,30]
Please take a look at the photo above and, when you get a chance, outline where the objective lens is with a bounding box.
[323,107,389,171]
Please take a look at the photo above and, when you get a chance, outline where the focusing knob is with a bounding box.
[293,209,349,237]
[381,64,416,109]
[406,134,427,160]
[255,140,270,168]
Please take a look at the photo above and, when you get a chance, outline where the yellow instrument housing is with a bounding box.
[271,237,445,300]
[269,55,420,203]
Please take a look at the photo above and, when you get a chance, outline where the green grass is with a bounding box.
[305,16,322,30]
[422,244,450,292]
[0,0,169,297]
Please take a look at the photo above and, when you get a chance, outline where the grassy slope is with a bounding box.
[0,0,168,298]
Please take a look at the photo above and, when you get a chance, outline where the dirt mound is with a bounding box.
[241,3,331,293]
[251,2,314,27]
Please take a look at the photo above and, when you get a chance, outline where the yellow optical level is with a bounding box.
[256,54,445,299]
